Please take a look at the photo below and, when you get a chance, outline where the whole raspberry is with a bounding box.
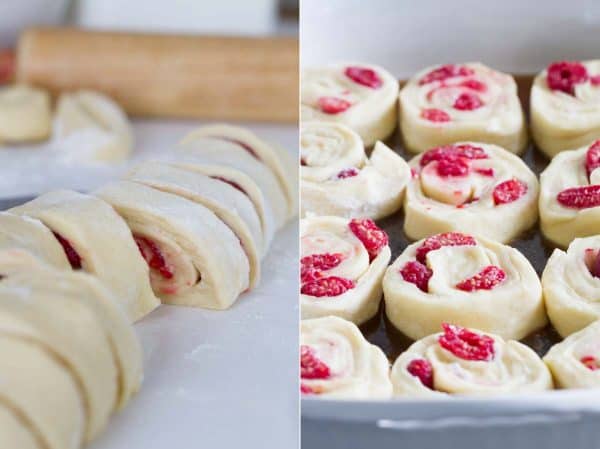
[557,185,600,209]
[585,140,600,178]
[438,323,495,362]
[301,345,331,379]
[400,261,432,292]
[419,64,475,85]
[453,92,484,111]
[406,358,434,389]
[317,96,352,114]
[421,108,451,122]
[415,232,476,264]
[493,179,528,205]
[348,218,388,260]
[344,66,383,89]
[456,265,506,291]
[546,61,588,95]
[300,253,343,284]
[301,276,355,297]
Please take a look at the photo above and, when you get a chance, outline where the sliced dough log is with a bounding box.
[128,161,262,288]
[182,124,297,220]
[9,190,160,322]
[0,404,42,449]
[0,85,51,143]
[96,181,250,309]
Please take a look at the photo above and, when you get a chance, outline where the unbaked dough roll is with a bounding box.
[182,123,297,220]
[383,232,546,340]
[539,142,600,248]
[53,89,133,163]
[301,63,398,146]
[300,216,390,325]
[391,324,552,396]
[0,405,41,449]
[128,161,262,288]
[96,181,249,309]
[9,190,160,322]
[300,316,392,399]
[404,142,539,243]
[400,62,526,154]
[0,84,51,143]
[301,121,410,219]
[544,321,600,388]
[542,235,600,337]
[531,60,600,157]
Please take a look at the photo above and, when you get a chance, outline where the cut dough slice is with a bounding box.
[383,232,546,340]
[539,141,600,248]
[531,60,600,157]
[0,336,85,449]
[182,124,298,220]
[300,216,390,325]
[544,321,600,388]
[404,142,539,243]
[0,85,51,143]
[400,62,527,154]
[301,62,398,146]
[9,190,159,322]
[542,235,600,337]
[301,122,410,219]
[53,90,133,162]
[128,161,262,288]
[391,324,552,396]
[96,181,249,309]
[301,316,392,399]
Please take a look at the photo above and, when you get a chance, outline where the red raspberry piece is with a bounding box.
[400,261,432,292]
[419,64,474,85]
[336,168,359,179]
[585,140,600,178]
[475,167,494,177]
[584,248,600,278]
[420,144,487,167]
[546,61,588,95]
[301,383,316,394]
[300,253,343,284]
[459,79,487,92]
[438,323,495,362]
[218,137,260,160]
[557,185,600,209]
[348,218,389,260]
[493,179,528,205]
[210,176,247,195]
[456,265,506,292]
[406,358,434,389]
[301,276,355,297]
[436,158,469,177]
[0,49,14,85]
[317,96,352,114]
[344,66,383,89]
[53,232,82,270]
[416,232,476,264]
[421,108,450,122]
[591,75,600,86]
[301,345,331,379]
[581,355,600,371]
[135,235,174,279]
[453,92,484,111]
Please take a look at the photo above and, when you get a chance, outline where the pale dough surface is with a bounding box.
[0,405,41,449]
[0,85,51,143]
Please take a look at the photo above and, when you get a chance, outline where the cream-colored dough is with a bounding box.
[10,190,160,322]
[301,316,392,399]
[404,142,539,243]
[301,62,398,147]
[400,62,526,154]
[0,404,41,449]
[96,181,249,309]
[0,85,51,143]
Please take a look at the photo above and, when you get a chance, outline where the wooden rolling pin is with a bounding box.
[15,27,298,123]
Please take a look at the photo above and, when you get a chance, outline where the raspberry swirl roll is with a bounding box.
[391,324,552,396]
[404,142,539,243]
[544,321,600,388]
[300,316,392,399]
[300,216,391,325]
[531,60,600,157]
[400,63,526,154]
[383,232,546,341]
[540,141,600,247]
[301,121,410,219]
[301,63,398,146]
[542,235,600,337]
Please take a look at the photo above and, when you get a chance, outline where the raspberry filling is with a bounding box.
[585,140,600,179]
[210,176,248,195]
[592,75,600,86]
[557,185,600,209]
[300,253,343,284]
[0,49,14,84]
[456,265,506,291]
[580,355,600,371]
[438,323,495,362]
[475,167,494,177]
[134,235,174,280]
[453,92,484,111]
[53,232,82,269]
[348,218,388,261]
[301,345,331,379]
[416,232,476,264]
[493,179,528,205]
[459,79,487,92]
[420,144,488,168]
[217,137,260,160]
[421,108,450,123]
[400,260,432,292]
[584,248,600,278]
[335,168,359,179]
[419,64,475,85]
[301,276,355,297]
[301,384,316,394]
[546,61,588,95]
[344,66,383,89]
[435,157,470,177]
[317,96,352,114]
[406,358,434,389]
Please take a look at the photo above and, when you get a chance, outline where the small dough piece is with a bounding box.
[10,190,160,322]
[96,181,249,309]
[531,60,600,157]
[400,62,526,154]
[300,216,390,325]
[404,142,538,243]
[301,63,398,146]
[128,161,262,288]
[301,122,410,219]
[539,142,600,248]
[542,236,600,337]
[300,316,392,399]
[383,232,546,340]
[53,90,133,162]
[182,124,298,220]
[544,321,600,388]
[391,324,552,396]
[0,337,85,449]
[0,85,51,143]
